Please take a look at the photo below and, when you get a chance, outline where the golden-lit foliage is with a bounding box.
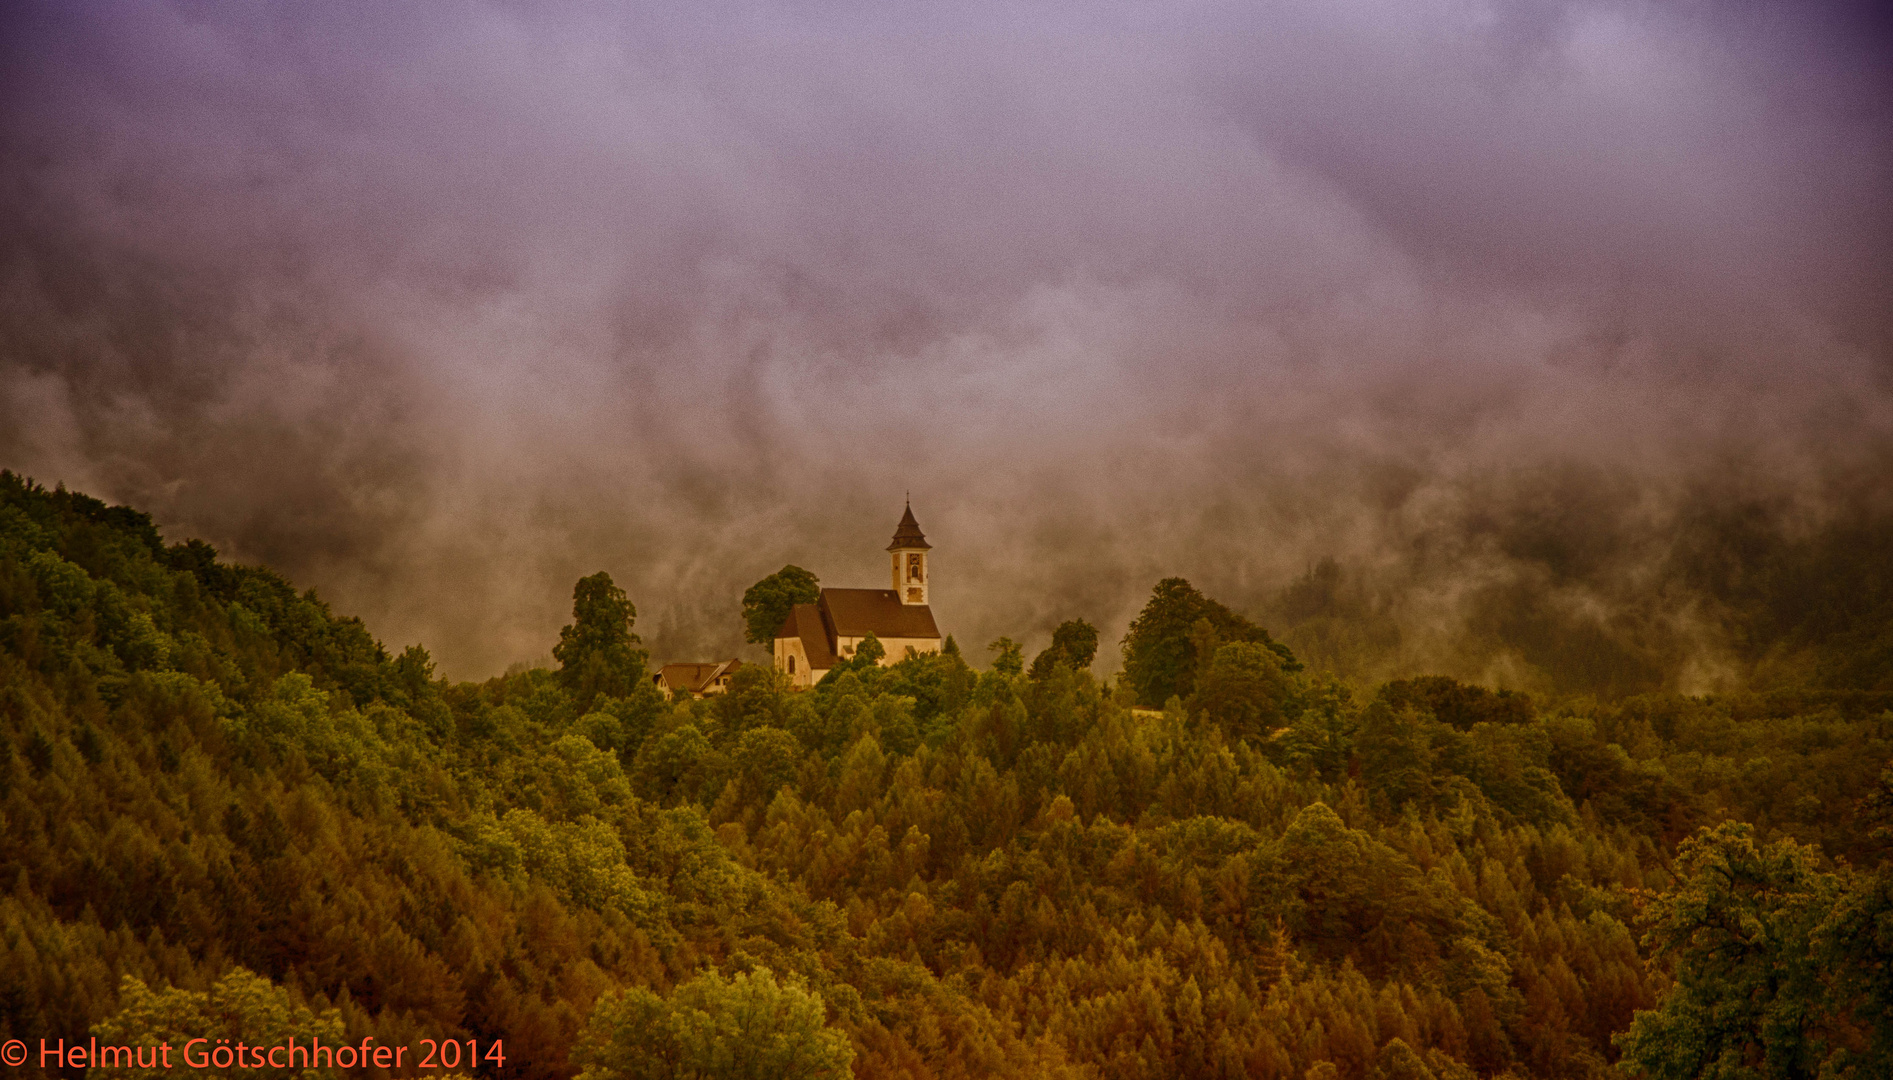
[3,472,1890,1080]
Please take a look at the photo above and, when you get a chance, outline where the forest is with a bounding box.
[1,469,1890,1080]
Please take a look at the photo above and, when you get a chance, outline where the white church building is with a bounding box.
[772,503,943,688]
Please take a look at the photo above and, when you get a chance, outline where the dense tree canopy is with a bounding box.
[3,472,1891,1080]
[1615,823,1892,1080]
[1191,639,1294,742]
[741,565,820,647]
[576,968,853,1080]
[1120,577,1300,708]
[1380,676,1534,730]
[92,969,346,1080]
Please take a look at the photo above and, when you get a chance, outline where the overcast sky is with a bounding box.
[3,0,1889,682]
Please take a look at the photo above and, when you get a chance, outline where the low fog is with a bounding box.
[3,0,1889,688]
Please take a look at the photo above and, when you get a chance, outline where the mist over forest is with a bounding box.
[3,0,1890,688]
[5,7,1893,1076]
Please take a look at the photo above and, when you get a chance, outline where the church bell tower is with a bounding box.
[887,501,931,606]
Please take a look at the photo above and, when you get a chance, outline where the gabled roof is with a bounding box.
[886,503,931,551]
[772,589,941,658]
[656,659,739,695]
[775,602,838,670]
[818,588,941,640]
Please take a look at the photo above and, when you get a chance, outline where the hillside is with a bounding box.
[2,471,1890,1080]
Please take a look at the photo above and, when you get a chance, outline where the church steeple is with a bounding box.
[887,501,931,605]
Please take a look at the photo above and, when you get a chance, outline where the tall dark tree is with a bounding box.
[554,571,648,708]
[1029,618,1100,680]
[1354,700,1437,814]
[988,636,1024,675]
[1119,577,1299,707]
[742,565,821,647]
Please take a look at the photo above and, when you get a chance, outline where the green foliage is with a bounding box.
[1381,676,1534,730]
[1371,1038,1439,1080]
[635,723,723,806]
[473,808,653,915]
[576,968,852,1080]
[811,633,886,691]
[1029,618,1100,679]
[852,632,885,666]
[1356,701,1438,813]
[598,678,668,755]
[712,663,792,735]
[1121,577,1300,708]
[987,636,1023,675]
[1191,639,1294,742]
[554,572,649,709]
[9,473,1893,1080]
[730,726,803,803]
[741,565,820,647]
[227,672,397,791]
[1615,823,1844,1079]
[877,647,977,737]
[1273,674,1357,781]
[91,968,345,1080]
[1814,860,1893,1077]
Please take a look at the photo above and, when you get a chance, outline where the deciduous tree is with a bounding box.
[576,968,852,1080]
[1030,618,1100,680]
[1191,640,1294,742]
[91,969,345,1080]
[1615,823,1842,1080]
[1120,578,1298,707]
[554,572,648,708]
[742,565,820,647]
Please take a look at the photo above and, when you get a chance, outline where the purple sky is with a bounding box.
[3,0,1889,684]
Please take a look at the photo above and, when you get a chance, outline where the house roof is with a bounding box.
[886,503,932,551]
[818,588,941,640]
[656,659,739,694]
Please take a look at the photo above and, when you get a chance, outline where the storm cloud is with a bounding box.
[3,0,1889,686]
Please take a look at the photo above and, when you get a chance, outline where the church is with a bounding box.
[773,503,944,688]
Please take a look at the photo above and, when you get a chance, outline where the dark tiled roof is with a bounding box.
[774,603,837,669]
[656,660,739,694]
[886,503,931,551]
[819,588,941,640]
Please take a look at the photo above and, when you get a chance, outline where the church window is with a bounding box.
[788,655,796,674]
[908,554,923,581]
